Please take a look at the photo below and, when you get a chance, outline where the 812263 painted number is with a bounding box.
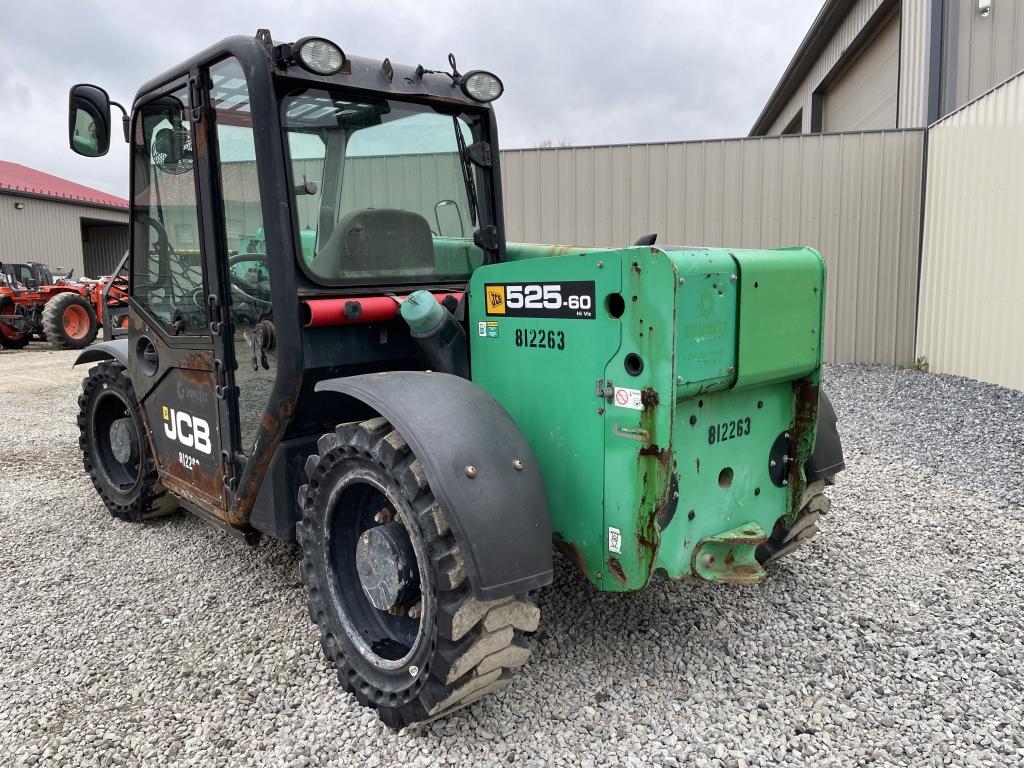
[514,328,565,350]
[708,417,751,445]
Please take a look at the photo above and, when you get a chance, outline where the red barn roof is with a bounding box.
[0,160,127,210]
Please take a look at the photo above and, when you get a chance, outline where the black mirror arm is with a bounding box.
[110,101,130,143]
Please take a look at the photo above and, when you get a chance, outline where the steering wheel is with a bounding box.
[137,214,171,257]
[228,253,273,306]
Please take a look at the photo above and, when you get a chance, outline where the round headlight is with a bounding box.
[460,70,504,103]
[295,37,346,76]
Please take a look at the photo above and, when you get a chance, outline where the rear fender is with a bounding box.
[806,390,845,480]
[315,371,553,600]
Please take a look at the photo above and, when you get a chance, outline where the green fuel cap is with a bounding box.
[400,290,444,334]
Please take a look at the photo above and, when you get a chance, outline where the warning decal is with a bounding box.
[608,527,622,554]
[477,321,499,338]
[613,387,643,410]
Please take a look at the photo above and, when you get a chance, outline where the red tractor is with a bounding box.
[0,260,129,350]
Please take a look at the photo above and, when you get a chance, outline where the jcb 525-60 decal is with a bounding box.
[484,282,595,319]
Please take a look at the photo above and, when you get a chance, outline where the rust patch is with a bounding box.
[554,537,588,577]
[607,557,627,585]
[787,377,820,517]
[640,386,660,408]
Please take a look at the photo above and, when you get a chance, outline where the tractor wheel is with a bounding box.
[0,321,30,349]
[43,292,98,350]
[757,479,832,565]
[0,330,30,348]
[298,417,538,728]
[78,361,177,522]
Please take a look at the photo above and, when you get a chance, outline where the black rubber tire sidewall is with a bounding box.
[300,452,437,709]
[43,292,98,350]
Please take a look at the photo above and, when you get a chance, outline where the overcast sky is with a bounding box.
[1,0,822,198]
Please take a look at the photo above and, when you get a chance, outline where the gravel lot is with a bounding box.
[1,348,1022,767]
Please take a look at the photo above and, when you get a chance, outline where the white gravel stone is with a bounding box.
[1,348,1022,766]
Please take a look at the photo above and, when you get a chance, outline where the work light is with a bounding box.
[460,71,504,103]
[295,37,346,76]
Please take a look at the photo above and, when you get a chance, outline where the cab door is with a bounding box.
[127,77,231,513]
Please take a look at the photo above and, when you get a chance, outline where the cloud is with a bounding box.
[2,0,821,196]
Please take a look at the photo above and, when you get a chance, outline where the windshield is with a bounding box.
[281,88,488,287]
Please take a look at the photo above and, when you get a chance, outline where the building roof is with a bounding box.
[0,160,128,210]
[749,0,855,135]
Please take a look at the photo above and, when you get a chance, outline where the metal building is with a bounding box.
[0,161,128,279]
[750,0,1024,136]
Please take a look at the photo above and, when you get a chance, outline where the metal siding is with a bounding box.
[898,0,933,126]
[766,0,888,134]
[501,130,925,365]
[952,0,1024,108]
[0,193,127,277]
[917,70,1024,390]
[823,11,901,131]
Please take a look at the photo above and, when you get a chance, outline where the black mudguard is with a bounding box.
[806,390,845,481]
[316,371,553,601]
[73,339,129,368]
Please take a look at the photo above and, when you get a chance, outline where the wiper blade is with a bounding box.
[453,116,478,227]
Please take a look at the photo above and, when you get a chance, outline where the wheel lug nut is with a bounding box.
[512,459,524,471]
[408,602,421,619]
[464,465,477,478]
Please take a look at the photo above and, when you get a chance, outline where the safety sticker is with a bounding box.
[477,321,499,338]
[613,387,643,410]
[608,527,622,554]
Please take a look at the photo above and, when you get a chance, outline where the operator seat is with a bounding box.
[310,208,435,280]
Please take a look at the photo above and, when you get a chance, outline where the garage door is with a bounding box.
[823,11,900,132]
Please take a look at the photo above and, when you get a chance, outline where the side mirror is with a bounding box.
[68,84,112,157]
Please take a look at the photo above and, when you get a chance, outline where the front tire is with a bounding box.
[0,319,30,349]
[757,479,831,565]
[78,361,177,521]
[298,417,539,728]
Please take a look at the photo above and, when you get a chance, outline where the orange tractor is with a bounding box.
[0,259,129,350]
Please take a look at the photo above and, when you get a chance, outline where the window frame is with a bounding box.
[127,78,210,339]
[277,82,498,292]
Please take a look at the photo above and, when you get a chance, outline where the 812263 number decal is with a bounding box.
[514,328,565,350]
[708,417,751,445]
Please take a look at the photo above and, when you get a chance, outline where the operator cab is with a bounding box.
[67,30,506,529]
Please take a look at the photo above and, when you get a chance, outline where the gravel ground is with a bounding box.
[1,348,1022,767]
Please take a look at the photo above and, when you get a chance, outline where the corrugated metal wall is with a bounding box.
[917,69,1024,390]
[950,0,1024,108]
[767,0,887,134]
[0,192,127,277]
[501,130,926,365]
[898,0,933,126]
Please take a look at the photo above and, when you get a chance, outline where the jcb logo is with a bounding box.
[163,407,212,455]
[485,285,506,315]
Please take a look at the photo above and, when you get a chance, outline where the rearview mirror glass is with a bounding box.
[68,84,111,157]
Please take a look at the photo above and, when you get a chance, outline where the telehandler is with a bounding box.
[68,30,844,727]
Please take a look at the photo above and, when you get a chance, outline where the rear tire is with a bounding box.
[43,292,98,350]
[78,361,177,521]
[757,479,831,565]
[298,417,538,728]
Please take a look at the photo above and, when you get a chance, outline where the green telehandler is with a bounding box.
[68,30,843,727]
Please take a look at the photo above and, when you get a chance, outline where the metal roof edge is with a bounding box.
[748,0,854,136]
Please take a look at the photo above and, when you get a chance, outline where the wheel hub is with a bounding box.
[109,417,138,465]
[355,522,420,611]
